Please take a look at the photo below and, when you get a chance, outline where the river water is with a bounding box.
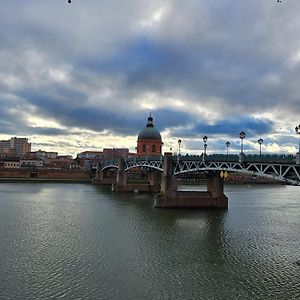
[0,182,299,299]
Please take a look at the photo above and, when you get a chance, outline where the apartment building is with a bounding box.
[0,137,31,156]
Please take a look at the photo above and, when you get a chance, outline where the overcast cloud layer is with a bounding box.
[1,0,300,155]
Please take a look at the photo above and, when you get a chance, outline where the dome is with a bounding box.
[138,126,162,141]
[137,114,162,141]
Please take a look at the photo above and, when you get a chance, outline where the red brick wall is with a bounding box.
[0,169,90,180]
[0,169,29,178]
[137,140,162,156]
[38,170,89,179]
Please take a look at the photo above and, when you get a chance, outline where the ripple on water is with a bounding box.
[0,183,299,299]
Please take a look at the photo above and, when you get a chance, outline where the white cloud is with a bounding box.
[1,0,300,155]
[139,5,170,28]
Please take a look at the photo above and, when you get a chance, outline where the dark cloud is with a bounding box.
[169,116,274,138]
[29,127,70,136]
[1,0,300,154]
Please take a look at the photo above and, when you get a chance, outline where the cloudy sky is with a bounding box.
[1,0,300,156]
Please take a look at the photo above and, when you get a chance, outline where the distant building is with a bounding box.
[137,113,163,157]
[103,148,131,158]
[20,159,43,168]
[77,148,134,170]
[57,155,73,160]
[0,140,10,155]
[0,137,31,156]
[25,150,58,161]
[3,159,20,169]
[45,157,79,169]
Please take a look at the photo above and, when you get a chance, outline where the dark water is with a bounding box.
[0,183,299,300]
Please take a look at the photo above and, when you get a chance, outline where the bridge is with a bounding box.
[95,153,300,208]
[99,154,300,185]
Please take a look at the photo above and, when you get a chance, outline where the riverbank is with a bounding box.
[0,168,91,182]
[0,177,91,183]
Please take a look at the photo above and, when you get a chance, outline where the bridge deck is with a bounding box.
[99,155,300,185]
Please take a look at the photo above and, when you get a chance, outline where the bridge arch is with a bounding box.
[124,164,163,172]
[101,165,118,172]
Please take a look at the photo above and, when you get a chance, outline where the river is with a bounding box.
[0,182,299,299]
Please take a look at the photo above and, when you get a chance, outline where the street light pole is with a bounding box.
[177,139,182,162]
[226,141,230,155]
[178,139,182,156]
[239,131,246,153]
[295,125,300,164]
[202,136,208,162]
[258,138,263,156]
[239,131,246,163]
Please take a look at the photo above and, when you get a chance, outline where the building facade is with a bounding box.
[77,149,133,170]
[25,150,58,161]
[20,159,44,168]
[3,160,20,169]
[0,137,31,156]
[137,114,163,157]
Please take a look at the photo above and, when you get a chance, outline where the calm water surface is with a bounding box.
[0,183,299,299]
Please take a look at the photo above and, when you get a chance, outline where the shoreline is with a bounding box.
[0,177,91,183]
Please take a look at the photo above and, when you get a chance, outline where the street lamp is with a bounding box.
[295,124,300,164]
[178,139,182,156]
[296,125,300,150]
[226,141,230,155]
[239,131,246,163]
[258,138,263,156]
[239,131,246,153]
[203,136,208,162]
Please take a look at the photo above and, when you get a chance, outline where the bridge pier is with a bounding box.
[93,166,117,185]
[112,158,161,192]
[155,153,228,208]
[206,175,228,208]
[148,171,161,191]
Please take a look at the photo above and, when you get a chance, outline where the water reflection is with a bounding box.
[0,183,299,299]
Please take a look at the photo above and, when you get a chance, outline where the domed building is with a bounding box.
[137,113,163,157]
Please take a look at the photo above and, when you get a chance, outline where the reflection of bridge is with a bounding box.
[96,153,300,209]
[100,154,300,185]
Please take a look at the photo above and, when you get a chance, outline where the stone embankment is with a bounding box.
[0,168,91,182]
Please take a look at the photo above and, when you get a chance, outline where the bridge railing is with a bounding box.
[241,154,295,163]
[99,153,296,169]
[177,154,296,164]
[126,156,163,162]
[99,156,163,169]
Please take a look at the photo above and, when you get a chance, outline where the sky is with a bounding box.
[1,0,300,157]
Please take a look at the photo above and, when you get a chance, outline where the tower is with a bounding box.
[137,113,163,157]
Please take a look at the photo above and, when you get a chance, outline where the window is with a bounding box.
[152,145,155,152]
[142,144,146,152]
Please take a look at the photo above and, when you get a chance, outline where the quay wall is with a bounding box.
[0,168,90,182]
[0,169,29,178]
